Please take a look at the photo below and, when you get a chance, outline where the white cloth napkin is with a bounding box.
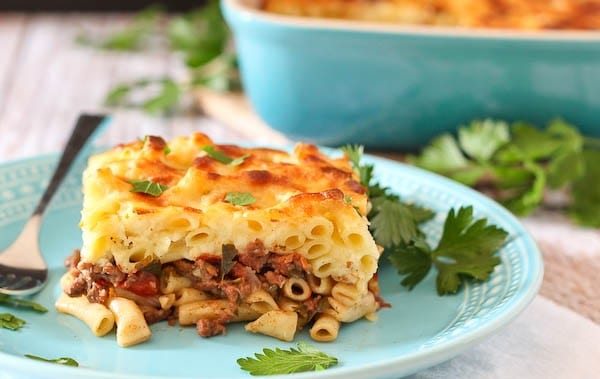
[409,296,600,379]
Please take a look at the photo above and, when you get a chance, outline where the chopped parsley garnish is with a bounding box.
[237,342,338,375]
[128,179,169,197]
[0,294,47,312]
[202,145,249,166]
[343,145,508,295]
[0,313,26,330]
[225,192,255,206]
[25,355,79,367]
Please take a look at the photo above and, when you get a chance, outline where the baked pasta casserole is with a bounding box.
[56,133,386,347]
[262,0,600,30]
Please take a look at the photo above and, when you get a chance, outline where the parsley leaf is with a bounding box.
[389,206,508,295]
[569,149,600,227]
[411,118,599,225]
[128,179,168,197]
[0,313,26,330]
[237,342,338,375]
[341,145,375,188]
[92,2,239,115]
[225,192,255,206]
[0,294,47,312]
[387,238,432,290]
[407,134,486,186]
[25,355,79,367]
[458,119,510,162]
[202,146,248,166]
[370,198,421,247]
[104,78,182,115]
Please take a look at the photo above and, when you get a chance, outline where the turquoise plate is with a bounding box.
[0,152,542,379]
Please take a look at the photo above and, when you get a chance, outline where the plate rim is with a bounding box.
[0,152,543,379]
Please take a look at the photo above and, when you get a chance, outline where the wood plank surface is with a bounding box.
[0,13,249,162]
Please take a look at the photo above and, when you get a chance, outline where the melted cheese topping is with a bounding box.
[262,0,600,30]
[80,133,379,291]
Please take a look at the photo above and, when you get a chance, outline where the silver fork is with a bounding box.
[0,114,108,296]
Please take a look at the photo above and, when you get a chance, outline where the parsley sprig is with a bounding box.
[237,342,338,375]
[389,207,508,294]
[410,118,600,227]
[342,146,508,295]
[82,1,239,114]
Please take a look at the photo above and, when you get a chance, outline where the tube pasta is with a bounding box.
[55,293,115,337]
[159,294,176,310]
[160,268,192,294]
[282,278,312,301]
[328,292,378,323]
[231,304,262,322]
[244,310,298,342]
[309,314,340,342]
[307,274,333,295]
[246,289,280,314]
[108,297,152,347]
[174,288,210,306]
[331,282,361,306]
[178,300,233,326]
[277,297,299,312]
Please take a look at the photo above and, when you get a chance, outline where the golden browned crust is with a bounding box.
[262,0,600,30]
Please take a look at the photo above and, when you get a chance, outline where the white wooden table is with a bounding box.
[0,12,599,379]
[0,12,287,163]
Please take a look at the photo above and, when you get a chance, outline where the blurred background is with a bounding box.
[0,1,199,11]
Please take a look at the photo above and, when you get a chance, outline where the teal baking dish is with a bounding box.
[222,0,600,149]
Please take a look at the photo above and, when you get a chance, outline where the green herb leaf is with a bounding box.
[388,238,432,290]
[0,313,26,330]
[389,206,508,294]
[163,145,172,155]
[225,192,255,206]
[25,354,79,367]
[237,341,338,375]
[497,161,546,216]
[104,78,182,115]
[104,84,132,106]
[202,145,233,163]
[408,134,486,186]
[458,119,510,162]
[370,198,420,247]
[142,79,181,115]
[128,179,168,197]
[221,244,238,280]
[0,294,47,312]
[433,206,508,294]
[569,149,600,227]
[202,146,248,166]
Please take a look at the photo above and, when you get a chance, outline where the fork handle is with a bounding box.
[33,114,108,216]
